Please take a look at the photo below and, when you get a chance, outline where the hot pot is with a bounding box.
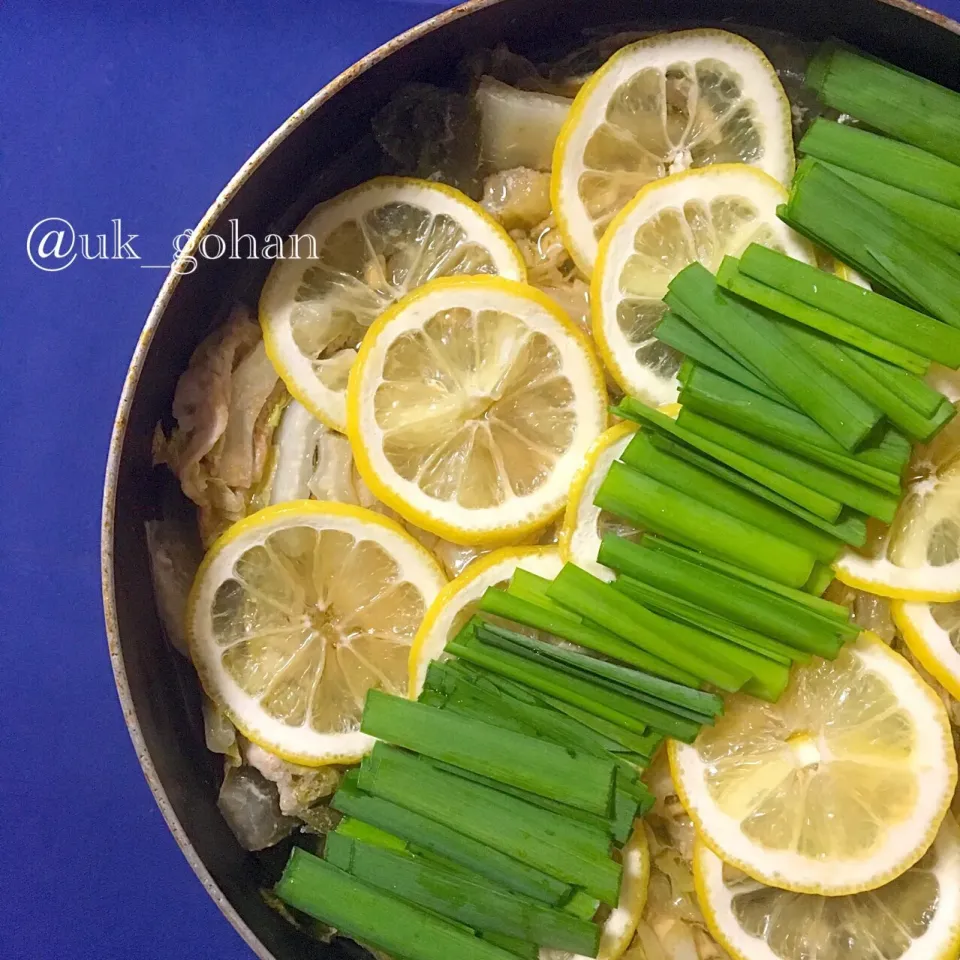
[101,1,960,957]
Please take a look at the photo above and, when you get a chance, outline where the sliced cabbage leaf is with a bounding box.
[202,696,240,765]
[217,765,296,851]
[475,77,570,172]
[270,400,328,504]
[144,517,203,658]
[216,340,280,489]
[481,167,552,230]
[372,82,481,198]
[245,743,341,818]
[154,304,287,546]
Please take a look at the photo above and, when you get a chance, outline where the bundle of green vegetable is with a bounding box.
[608,254,958,598]
[594,260,956,657]
[273,604,711,959]
[779,44,960,322]
[715,253,956,443]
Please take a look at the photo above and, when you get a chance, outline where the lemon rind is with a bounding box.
[591,164,815,403]
[552,28,796,276]
[407,545,563,696]
[186,500,447,766]
[834,552,960,603]
[598,823,650,960]
[558,421,637,580]
[260,176,527,434]
[669,632,958,895]
[347,275,608,546]
[894,600,960,701]
[693,816,960,960]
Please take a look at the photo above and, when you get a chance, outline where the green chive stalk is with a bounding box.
[332,773,571,904]
[324,832,604,954]
[361,691,616,817]
[508,569,576,617]
[467,624,705,739]
[774,323,940,441]
[805,43,960,165]
[474,626,711,729]
[674,366,904,491]
[484,934,538,960]
[666,263,882,450]
[597,453,818,585]
[805,562,836,596]
[781,160,960,328]
[611,788,644,842]
[737,243,960,368]
[476,612,724,717]
[849,355,956,434]
[783,325,953,442]
[448,628,696,740]
[424,759,632,842]
[852,352,945,417]
[643,537,857,628]
[358,744,621,904]
[535,694,665,758]
[614,400,844,523]
[564,892,602,922]
[544,578,790,702]
[479,586,697,685]
[675,410,899,523]
[715,257,928,373]
[439,663,663,758]
[275,850,519,960]
[324,834,600,956]
[543,573,790,702]
[422,679,656,791]
[611,575,805,665]
[624,430,844,562]
[597,536,846,658]
[863,244,960,335]
[655,311,791,404]
[823,162,960,252]
[423,662,628,755]
[419,685,534,738]
[435,757,650,844]
[646,428,869,547]
[545,563,760,692]
[475,632,714,727]
[336,817,409,852]
[798,117,960,210]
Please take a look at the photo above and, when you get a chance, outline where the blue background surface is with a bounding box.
[2,0,959,957]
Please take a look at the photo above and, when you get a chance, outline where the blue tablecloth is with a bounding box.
[2,1,959,957]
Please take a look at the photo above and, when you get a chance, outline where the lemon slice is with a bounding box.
[894,600,960,701]
[552,29,795,276]
[593,823,650,960]
[694,816,960,960]
[592,164,815,404]
[260,177,526,432]
[669,632,957,895]
[408,545,563,696]
[541,822,650,960]
[347,276,608,545]
[559,422,638,581]
[835,418,960,602]
[186,501,447,765]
